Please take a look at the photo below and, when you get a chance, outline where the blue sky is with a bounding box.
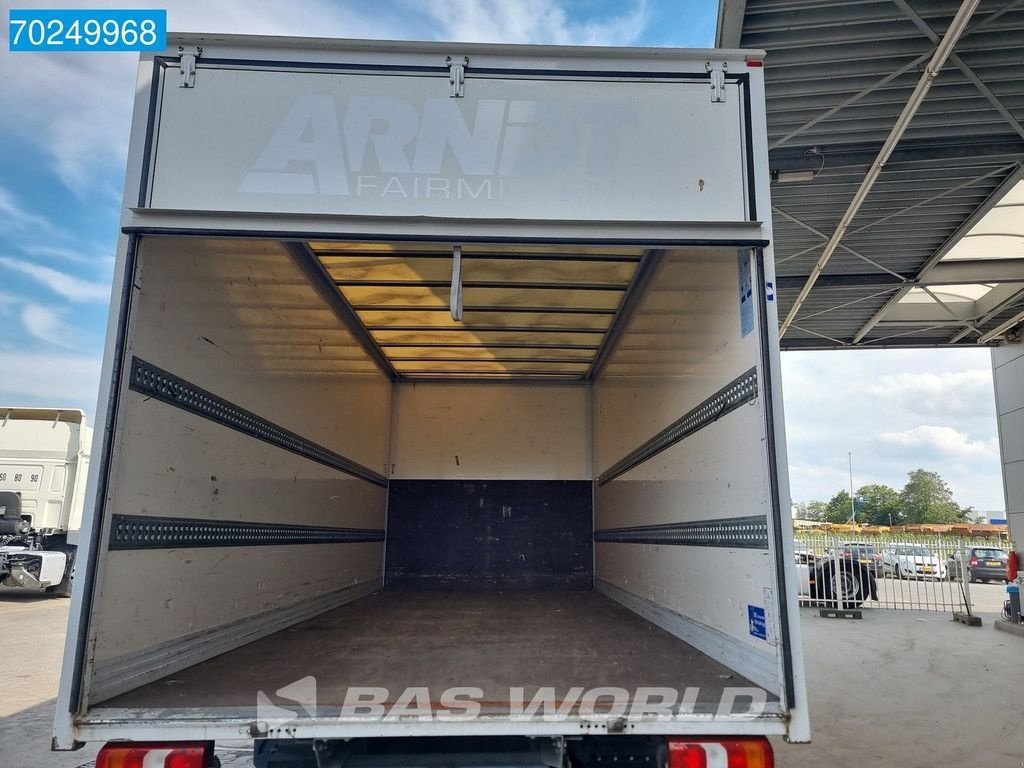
[0,0,1006,511]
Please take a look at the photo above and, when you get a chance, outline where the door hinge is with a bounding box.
[447,55,468,98]
[705,60,727,103]
[179,46,202,88]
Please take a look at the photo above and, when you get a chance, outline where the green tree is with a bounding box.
[794,500,828,521]
[824,490,854,523]
[855,483,902,526]
[899,469,968,524]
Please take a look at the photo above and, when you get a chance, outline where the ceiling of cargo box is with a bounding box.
[718,0,1024,349]
[306,242,648,380]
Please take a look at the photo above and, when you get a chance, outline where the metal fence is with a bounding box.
[794,532,1014,613]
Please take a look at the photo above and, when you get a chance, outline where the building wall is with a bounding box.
[993,344,1024,559]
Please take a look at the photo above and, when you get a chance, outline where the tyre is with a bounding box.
[812,563,867,608]
[968,569,978,584]
[44,544,75,598]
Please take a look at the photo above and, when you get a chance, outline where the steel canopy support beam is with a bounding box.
[949,287,1024,342]
[776,258,1024,290]
[978,310,1024,343]
[770,52,931,151]
[843,163,1019,238]
[779,0,981,338]
[852,164,1024,344]
[769,1,1024,152]
[772,206,904,279]
[893,0,1024,142]
[927,258,1024,285]
[770,137,1024,172]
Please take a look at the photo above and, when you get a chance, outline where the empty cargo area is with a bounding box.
[103,590,769,712]
[80,235,787,726]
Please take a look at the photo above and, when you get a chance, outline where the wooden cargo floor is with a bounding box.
[99,589,774,712]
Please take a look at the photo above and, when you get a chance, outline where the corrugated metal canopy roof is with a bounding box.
[719,0,1024,348]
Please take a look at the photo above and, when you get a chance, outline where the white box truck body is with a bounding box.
[54,35,812,766]
[1,408,91,595]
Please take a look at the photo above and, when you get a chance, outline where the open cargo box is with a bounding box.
[55,36,809,750]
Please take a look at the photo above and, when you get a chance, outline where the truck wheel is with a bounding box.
[813,563,866,608]
[45,544,76,598]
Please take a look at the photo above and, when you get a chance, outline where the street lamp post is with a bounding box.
[849,451,856,524]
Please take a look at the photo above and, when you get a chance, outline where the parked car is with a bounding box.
[793,539,818,565]
[947,547,1009,583]
[833,542,884,576]
[883,544,946,580]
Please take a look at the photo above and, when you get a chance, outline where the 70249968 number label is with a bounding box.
[9,9,167,52]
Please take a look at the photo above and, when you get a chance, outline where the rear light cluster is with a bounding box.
[668,737,774,768]
[971,556,979,567]
[96,742,212,768]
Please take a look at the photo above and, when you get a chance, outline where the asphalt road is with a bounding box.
[1,583,1022,768]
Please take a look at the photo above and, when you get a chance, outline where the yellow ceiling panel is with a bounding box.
[392,360,592,374]
[340,285,449,308]
[356,310,613,330]
[382,346,596,361]
[340,285,623,311]
[322,257,637,286]
[307,240,649,379]
[371,330,604,347]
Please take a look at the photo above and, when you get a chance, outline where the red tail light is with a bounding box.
[668,737,774,768]
[970,556,979,567]
[96,742,212,768]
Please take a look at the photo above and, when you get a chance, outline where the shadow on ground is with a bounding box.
[0,699,99,768]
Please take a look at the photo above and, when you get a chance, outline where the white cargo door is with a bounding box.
[147,65,752,222]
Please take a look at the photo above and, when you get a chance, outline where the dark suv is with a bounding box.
[947,547,1009,583]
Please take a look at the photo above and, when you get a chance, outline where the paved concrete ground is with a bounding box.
[0,590,100,768]
[2,584,1022,768]
[772,606,1024,767]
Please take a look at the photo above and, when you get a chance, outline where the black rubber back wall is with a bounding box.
[385,480,593,589]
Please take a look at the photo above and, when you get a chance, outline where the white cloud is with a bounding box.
[0,291,22,319]
[867,370,995,418]
[786,462,853,504]
[781,348,1004,511]
[0,0,384,194]
[0,0,650,194]
[876,425,998,460]
[20,304,79,349]
[0,256,111,302]
[412,0,650,44]
[0,349,102,411]
[20,243,113,269]
[0,185,60,234]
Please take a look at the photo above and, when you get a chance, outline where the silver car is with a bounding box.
[883,544,946,580]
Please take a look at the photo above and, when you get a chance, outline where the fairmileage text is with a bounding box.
[9,9,167,51]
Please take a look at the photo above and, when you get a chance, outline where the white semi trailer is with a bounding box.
[53,34,828,768]
[0,408,91,596]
